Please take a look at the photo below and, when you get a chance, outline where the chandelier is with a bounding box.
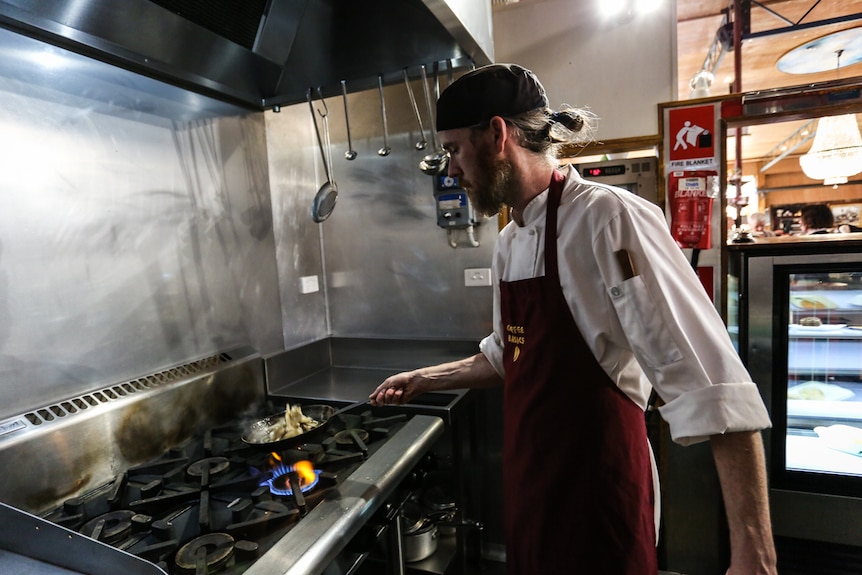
[799,113,862,185]
[793,45,862,186]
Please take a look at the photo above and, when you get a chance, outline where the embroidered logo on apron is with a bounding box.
[506,323,525,362]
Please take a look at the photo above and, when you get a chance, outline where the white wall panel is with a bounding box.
[493,0,677,141]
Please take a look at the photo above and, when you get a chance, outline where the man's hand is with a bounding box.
[369,371,423,406]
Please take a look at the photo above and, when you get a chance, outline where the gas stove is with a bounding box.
[0,349,445,575]
[52,406,443,574]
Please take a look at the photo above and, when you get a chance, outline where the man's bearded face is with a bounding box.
[463,137,515,218]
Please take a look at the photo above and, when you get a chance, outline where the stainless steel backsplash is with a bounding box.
[0,26,495,422]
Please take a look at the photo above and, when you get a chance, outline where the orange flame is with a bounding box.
[294,459,316,486]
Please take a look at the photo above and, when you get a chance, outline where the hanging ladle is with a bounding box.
[419,63,448,175]
[377,74,391,157]
[403,68,428,150]
[341,80,357,160]
[307,87,338,223]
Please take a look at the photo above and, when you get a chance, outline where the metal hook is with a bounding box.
[315,87,329,118]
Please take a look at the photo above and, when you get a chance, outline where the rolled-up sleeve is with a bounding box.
[582,181,772,445]
[658,382,772,445]
[479,332,505,378]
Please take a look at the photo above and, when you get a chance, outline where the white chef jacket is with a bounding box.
[480,165,771,446]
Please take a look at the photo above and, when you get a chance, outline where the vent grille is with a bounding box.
[22,353,233,427]
[147,0,267,50]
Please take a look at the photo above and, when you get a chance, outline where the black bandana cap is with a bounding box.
[435,63,549,131]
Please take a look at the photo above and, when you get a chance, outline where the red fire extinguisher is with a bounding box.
[668,170,718,250]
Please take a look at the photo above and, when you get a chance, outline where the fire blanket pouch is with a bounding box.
[669,171,718,249]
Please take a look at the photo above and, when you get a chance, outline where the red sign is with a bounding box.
[668,105,716,169]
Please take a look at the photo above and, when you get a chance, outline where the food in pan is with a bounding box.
[798,317,822,327]
[248,404,320,444]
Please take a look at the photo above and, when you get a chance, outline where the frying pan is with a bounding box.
[241,400,368,451]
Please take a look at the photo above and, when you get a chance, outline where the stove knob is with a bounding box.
[150,518,176,541]
[235,540,260,561]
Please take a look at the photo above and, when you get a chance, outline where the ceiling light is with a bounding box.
[689,70,713,99]
[799,114,862,185]
[777,28,862,74]
[603,0,627,17]
[636,0,662,13]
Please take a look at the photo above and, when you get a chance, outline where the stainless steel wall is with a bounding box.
[265,76,497,349]
[0,26,496,422]
[0,29,283,421]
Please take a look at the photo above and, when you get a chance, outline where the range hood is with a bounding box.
[0,0,494,109]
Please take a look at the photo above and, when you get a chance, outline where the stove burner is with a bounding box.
[175,532,235,573]
[334,428,369,446]
[334,428,369,455]
[263,460,321,497]
[79,510,135,543]
[187,457,231,478]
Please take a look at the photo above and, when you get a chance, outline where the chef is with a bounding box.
[369,64,776,575]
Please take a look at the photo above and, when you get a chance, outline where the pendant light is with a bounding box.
[798,50,862,185]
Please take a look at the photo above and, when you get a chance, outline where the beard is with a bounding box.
[463,149,516,218]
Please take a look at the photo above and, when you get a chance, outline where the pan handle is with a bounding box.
[328,399,370,419]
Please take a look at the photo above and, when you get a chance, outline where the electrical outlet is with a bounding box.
[464,268,492,287]
[300,275,319,294]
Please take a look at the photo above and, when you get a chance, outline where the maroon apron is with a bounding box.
[500,169,656,574]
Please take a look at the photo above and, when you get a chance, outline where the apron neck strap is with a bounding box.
[544,169,566,281]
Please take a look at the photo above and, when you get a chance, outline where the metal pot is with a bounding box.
[421,486,457,536]
[401,501,438,562]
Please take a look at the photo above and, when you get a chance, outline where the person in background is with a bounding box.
[369,64,776,575]
[747,212,775,237]
[799,204,834,235]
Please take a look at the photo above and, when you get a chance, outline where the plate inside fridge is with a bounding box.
[790,294,838,309]
[787,381,854,401]
[814,424,862,457]
[789,323,846,334]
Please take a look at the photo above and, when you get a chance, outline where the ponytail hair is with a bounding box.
[480,105,597,159]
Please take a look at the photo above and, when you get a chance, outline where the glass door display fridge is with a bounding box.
[728,237,862,568]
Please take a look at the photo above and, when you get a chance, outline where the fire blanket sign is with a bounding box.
[667,104,717,170]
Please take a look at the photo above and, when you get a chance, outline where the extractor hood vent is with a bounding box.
[0,0,493,110]
[147,0,267,51]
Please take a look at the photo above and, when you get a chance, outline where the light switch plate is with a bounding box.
[300,275,319,294]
